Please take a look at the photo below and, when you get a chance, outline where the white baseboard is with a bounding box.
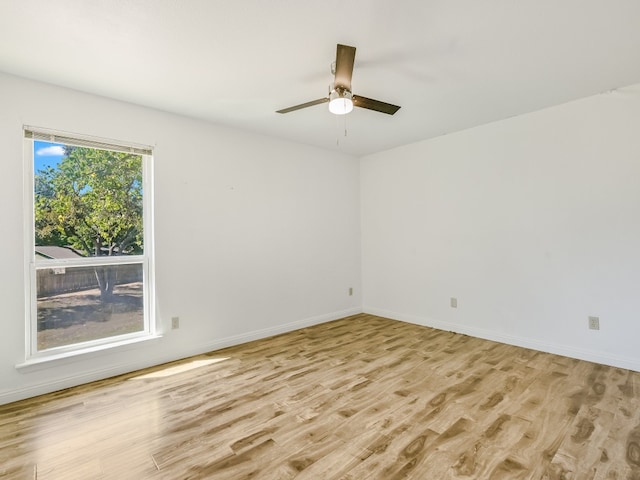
[364,306,640,372]
[0,307,363,405]
[181,307,363,357]
[3,360,159,406]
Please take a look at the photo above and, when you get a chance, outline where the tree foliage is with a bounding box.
[35,146,143,256]
[35,146,144,301]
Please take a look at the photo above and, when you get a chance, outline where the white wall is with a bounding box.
[361,84,640,371]
[0,72,362,404]
[4,71,640,405]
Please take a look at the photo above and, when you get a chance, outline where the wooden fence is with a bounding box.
[37,263,142,297]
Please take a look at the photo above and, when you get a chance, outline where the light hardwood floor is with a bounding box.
[2,313,640,479]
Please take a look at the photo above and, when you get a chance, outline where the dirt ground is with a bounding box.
[37,282,144,351]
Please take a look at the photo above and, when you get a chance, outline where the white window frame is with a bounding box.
[23,127,156,362]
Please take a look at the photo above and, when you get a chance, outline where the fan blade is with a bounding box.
[276,97,329,114]
[353,95,401,115]
[334,44,356,90]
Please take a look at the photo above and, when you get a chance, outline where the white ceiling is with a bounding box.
[2,0,640,156]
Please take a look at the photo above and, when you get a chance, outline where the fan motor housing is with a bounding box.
[329,86,353,115]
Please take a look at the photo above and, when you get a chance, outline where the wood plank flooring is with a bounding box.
[2,313,640,479]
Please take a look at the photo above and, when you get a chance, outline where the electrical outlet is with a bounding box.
[588,316,599,330]
[450,297,458,308]
[171,316,180,329]
[348,287,353,296]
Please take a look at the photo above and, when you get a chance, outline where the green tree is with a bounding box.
[34,166,63,247]
[35,146,144,302]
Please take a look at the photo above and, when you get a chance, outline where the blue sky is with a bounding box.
[34,140,65,173]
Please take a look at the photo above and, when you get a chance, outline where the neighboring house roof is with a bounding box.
[35,246,85,260]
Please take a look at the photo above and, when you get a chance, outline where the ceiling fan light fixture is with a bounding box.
[328,88,353,115]
[276,44,400,116]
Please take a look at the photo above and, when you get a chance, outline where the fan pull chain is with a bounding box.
[335,114,348,147]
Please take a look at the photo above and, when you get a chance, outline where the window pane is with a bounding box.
[33,140,144,257]
[36,264,144,351]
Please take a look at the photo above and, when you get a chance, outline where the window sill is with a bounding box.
[15,334,163,373]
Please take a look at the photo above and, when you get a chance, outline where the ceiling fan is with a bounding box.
[276,44,401,116]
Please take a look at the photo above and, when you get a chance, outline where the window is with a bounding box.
[24,127,155,360]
